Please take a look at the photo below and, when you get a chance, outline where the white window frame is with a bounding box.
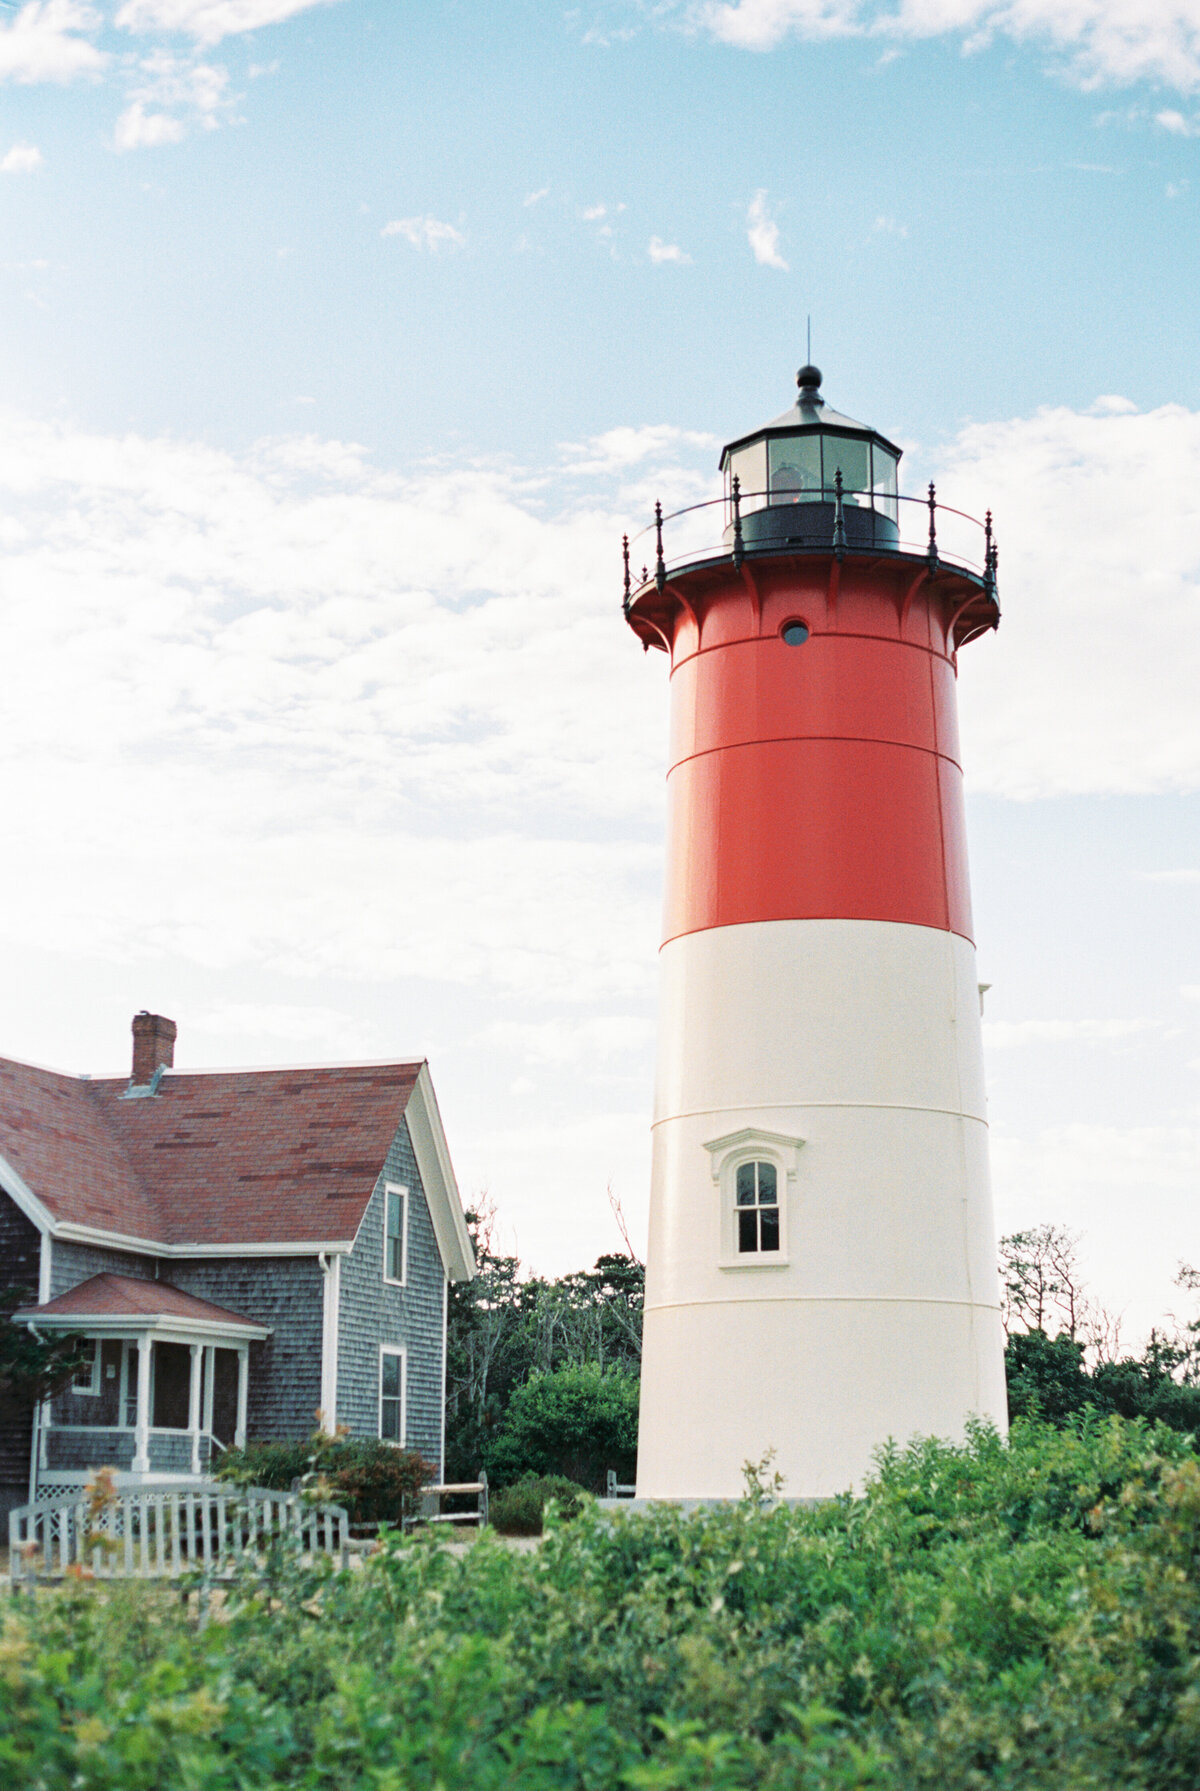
[382,1183,409,1288]
[71,1337,101,1396]
[378,1345,406,1447]
[704,1127,804,1270]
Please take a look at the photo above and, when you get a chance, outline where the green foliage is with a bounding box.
[445,1202,642,1481]
[215,1428,434,1525]
[485,1361,639,1492]
[0,1284,92,1405]
[11,1415,1200,1787]
[1006,1327,1200,1440]
[489,1473,589,1535]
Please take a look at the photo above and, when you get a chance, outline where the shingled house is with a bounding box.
[0,1013,474,1522]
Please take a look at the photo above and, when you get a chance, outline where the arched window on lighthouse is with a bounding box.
[736,1161,779,1253]
[706,1126,802,1268]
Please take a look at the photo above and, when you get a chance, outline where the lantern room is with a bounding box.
[721,363,901,551]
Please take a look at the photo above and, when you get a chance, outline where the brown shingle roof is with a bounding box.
[0,1056,421,1249]
[15,1272,258,1329]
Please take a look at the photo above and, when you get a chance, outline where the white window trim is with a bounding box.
[71,1338,101,1396]
[382,1183,409,1288]
[704,1126,804,1270]
[379,1344,406,1447]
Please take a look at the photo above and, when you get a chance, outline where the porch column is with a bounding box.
[202,1345,215,1439]
[132,1339,152,1473]
[188,1343,202,1476]
[235,1345,249,1449]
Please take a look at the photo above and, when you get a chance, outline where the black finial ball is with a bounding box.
[797,364,822,390]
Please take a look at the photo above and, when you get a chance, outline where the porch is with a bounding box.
[14,1273,270,1496]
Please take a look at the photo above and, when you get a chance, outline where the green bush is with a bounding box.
[11,1415,1200,1787]
[485,1361,638,1492]
[216,1432,433,1525]
[489,1473,588,1535]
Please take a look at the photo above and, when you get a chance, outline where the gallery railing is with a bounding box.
[622,476,998,616]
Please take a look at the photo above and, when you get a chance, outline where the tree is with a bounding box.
[0,1287,90,1407]
[484,1361,639,1492]
[444,1201,644,1480]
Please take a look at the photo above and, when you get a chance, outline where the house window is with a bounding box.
[384,1184,408,1286]
[379,1347,405,1445]
[736,1161,780,1254]
[72,1339,101,1396]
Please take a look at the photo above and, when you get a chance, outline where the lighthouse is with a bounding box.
[625,364,1008,1500]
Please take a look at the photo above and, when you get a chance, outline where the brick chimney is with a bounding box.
[131,1011,177,1086]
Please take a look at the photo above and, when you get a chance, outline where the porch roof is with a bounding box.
[14,1272,270,1341]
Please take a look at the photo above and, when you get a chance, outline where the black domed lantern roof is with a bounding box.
[719,365,903,552]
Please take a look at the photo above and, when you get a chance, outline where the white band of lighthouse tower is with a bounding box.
[630,531,1007,1499]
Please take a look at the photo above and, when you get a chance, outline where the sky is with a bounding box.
[2,0,1199,1349]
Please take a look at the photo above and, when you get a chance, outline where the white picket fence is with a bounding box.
[8,1482,350,1585]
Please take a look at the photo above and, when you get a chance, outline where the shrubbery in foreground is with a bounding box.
[6,1414,1200,1787]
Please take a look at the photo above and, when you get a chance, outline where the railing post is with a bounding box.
[731,474,745,570]
[927,481,939,572]
[654,501,666,594]
[983,509,997,600]
[832,469,846,561]
[622,534,631,616]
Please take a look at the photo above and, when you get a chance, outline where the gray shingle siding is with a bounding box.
[166,1259,324,1444]
[51,1240,156,1294]
[337,1118,446,1475]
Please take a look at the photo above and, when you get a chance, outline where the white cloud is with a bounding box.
[746,188,788,269]
[984,1017,1158,1048]
[114,0,339,47]
[1156,107,1197,132]
[872,213,908,236]
[699,0,1200,93]
[1167,179,1190,197]
[523,186,549,206]
[1,140,43,171]
[192,1002,385,1053]
[381,215,466,252]
[937,399,1200,797]
[113,99,187,146]
[1143,869,1200,882]
[581,203,607,221]
[1183,985,1200,1000]
[0,0,105,84]
[0,409,710,1008]
[648,235,691,263]
[113,52,232,148]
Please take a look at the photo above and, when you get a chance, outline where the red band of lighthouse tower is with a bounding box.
[628,368,1007,1500]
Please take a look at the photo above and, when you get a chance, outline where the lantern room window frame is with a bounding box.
[704,1126,804,1270]
[725,431,899,528]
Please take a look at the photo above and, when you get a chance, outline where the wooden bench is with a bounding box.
[8,1482,350,1587]
[408,1473,488,1530]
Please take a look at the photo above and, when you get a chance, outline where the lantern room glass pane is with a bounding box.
[871,445,899,524]
[823,434,869,505]
[728,439,767,518]
[769,435,821,503]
